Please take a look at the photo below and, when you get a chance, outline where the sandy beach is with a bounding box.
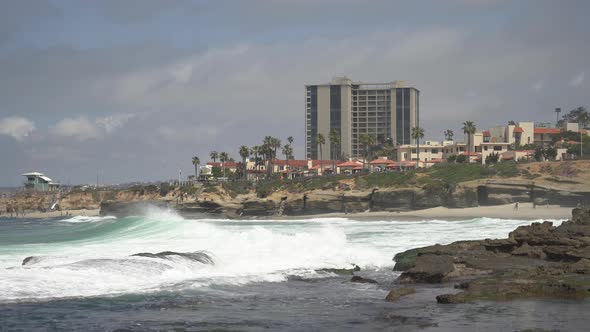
[302,203,572,220]
[0,208,100,219]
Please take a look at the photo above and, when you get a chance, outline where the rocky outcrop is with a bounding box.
[131,251,214,264]
[391,208,590,303]
[384,287,416,302]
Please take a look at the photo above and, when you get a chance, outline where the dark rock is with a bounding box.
[132,251,214,264]
[384,287,415,302]
[396,208,590,303]
[22,256,41,266]
[398,255,455,283]
[350,276,378,284]
[511,242,547,259]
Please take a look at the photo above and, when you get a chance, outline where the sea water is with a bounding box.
[0,208,587,331]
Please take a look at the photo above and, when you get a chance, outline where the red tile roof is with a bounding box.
[311,160,337,167]
[534,128,561,134]
[272,160,308,167]
[369,158,395,165]
[513,127,524,133]
[426,158,444,163]
[337,161,363,168]
[501,155,514,160]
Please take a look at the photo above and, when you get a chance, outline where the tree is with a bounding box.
[210,151,218,163]
[359,133,375,170]
[508,120,516,125]
[447,155,457,163]
[534,147,544,162]
[462,121,477,153]
[219,152,229,178]
[317,133,326,174]
[456,155,468,163]
[558,106,589,128]
[444,129,454,141]
[544,147,557,161]
[239,146,250,180]
[282,144,294,176]
[411,126,425,168]
[191,156,200,179]
[329,128,341,171]
[287,136,294,145]
[485,152,500,164]
[262,136,275,178]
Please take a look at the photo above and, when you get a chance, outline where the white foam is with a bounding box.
[59,215,116,223]
[0,207,564,301]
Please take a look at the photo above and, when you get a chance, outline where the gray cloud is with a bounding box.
[0,0,588,186]
[0,116,35,141]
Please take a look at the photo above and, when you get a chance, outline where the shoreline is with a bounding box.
[0,209,100,220]
[289,203,571,221]
[0,203,571,221]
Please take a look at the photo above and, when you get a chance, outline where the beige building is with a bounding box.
[305,77,419,160]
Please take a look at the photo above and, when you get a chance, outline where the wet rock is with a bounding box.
[396,208,590,303]
[511,242,547,259]
[398,255,455,283]
[22,256,41,266]
[132,251,214,264]
[350,276,378,284]
[384,287,415,302]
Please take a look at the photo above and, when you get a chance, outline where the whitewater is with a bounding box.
[0,207,563,302]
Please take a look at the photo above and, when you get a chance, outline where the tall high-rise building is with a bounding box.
[305,77,419,160]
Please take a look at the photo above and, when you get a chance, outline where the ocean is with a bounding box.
[0,208,588,331]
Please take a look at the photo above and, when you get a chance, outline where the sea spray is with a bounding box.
[0,207,566,302]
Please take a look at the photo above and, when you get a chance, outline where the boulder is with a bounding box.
[350,276,378,284]
[384,287,415,302]
[398,255,455,283]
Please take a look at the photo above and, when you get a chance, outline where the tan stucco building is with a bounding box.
[305,77,419,160]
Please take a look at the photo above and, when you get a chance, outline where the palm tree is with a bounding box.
[411,126,425,168]
[282,144,294,177]
[287,136,294,146]
[462,121,477,153]
[191,156,200,180]
[219,152,229,178]
[317,133,326,174]
[239,146,250,180]
[444,129,454,141]
[210,151,218,163]
[329,129,341,171]
[359,133,375,170]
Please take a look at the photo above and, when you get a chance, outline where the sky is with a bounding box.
[0,0,588,186]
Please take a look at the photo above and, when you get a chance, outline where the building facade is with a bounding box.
[305,77,419,159]
[22,172,60,191]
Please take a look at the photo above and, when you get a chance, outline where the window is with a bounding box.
[432,149,438,154]
[494,145,503,151]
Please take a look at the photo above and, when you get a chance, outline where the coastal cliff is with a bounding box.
[4,161,590,219]
[389,208,590,303]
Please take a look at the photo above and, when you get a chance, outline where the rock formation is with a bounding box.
[391,208,590,303]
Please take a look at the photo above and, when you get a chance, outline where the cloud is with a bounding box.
[50,114,134,141]
[570,72,585,87]
[532,80,544,91]
[0,116,35,141]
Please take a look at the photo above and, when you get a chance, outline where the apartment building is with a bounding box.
[305,77,419,160]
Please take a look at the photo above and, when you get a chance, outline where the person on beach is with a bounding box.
[514,202,519,211]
